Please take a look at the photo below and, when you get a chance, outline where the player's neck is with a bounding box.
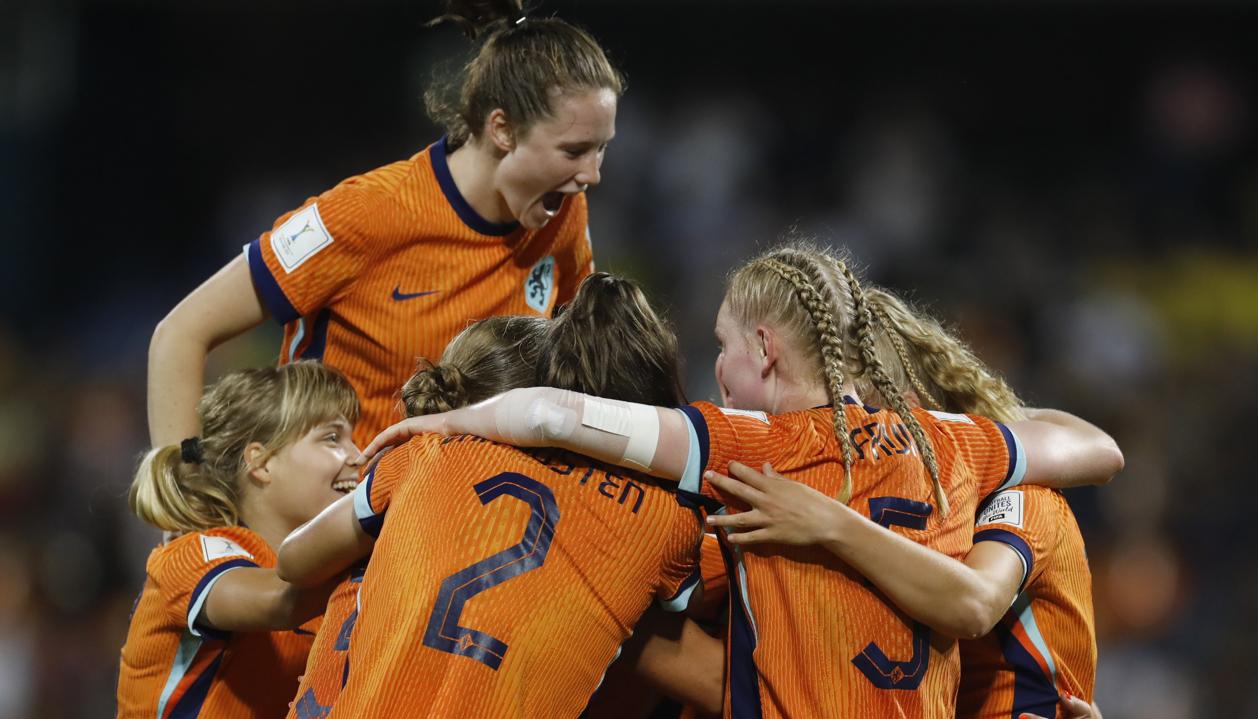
[236,495,289,554]
[771,376,858,414]
[446,139,514,225]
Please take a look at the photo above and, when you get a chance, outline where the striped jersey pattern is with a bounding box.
[246,137,594,447]
[116,526,317,718]
[285,563,366,719]
[329,434,702,718]
[958,486,1096,719]
[676,399,1025,719]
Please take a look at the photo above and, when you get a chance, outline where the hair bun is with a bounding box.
[402,360,469,417]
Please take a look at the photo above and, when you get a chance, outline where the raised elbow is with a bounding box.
[1092,438,1125,485]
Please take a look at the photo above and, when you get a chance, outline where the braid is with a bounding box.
[760,259,855,503]
[839,263,948,515]
[872,301,942,411]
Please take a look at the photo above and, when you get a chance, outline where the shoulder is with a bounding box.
[148,527,266,588]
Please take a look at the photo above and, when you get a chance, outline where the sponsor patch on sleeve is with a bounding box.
[200,535,254,563]
[717,407,769,423]
[976,489,1024,529]
[270,204,334,273]
[927,410,975,424]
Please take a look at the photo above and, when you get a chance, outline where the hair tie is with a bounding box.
[514,14,527,25]
[180,437,204,464]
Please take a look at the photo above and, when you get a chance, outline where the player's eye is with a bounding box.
[324,433,339,443]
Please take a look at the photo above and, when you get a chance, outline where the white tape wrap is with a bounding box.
[582,398,661,469]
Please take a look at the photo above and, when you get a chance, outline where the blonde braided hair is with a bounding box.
[839,265,947,514]
[864,288,1025,425]
[757,258,857,502]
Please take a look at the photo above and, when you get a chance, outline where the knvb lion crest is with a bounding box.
[525,256,555,313]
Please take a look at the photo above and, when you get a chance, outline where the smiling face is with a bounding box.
[494,87,617,230]
[260,416,360,532]
[714,299,772,411]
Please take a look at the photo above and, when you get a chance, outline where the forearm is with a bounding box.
[821,504,1012,639]
[147,316,210,447]
[277,494,373,588]
[1016,408,1125,487]
[444,388,690,479]
[147,255,268,447]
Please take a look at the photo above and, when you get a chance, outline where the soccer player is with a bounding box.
[280,274,715,717]
[116,362,361,718]
[365,243,1124,717]
[283,315,547,719]
[147,0,622,450]
[703,286,1100,719]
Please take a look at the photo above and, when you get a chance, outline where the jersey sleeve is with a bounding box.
[654,512,705,613]
[923,409,1027,499]
[972,486,1065,593]
[150,527,265,639]
[675,401,785,511]
[552,193,594,306]
[245,182,378,324]
[352,436,442,537]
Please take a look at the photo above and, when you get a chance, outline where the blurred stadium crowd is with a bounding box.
[1,2,1255,717]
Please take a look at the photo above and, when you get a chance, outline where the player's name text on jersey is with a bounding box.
[440,436,650,514]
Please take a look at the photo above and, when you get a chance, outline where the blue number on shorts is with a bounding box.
[851,496,933,690]
[422,472,560,670]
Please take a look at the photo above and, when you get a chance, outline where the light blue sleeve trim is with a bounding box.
[997,425,1028,491]
[658,570,701,613]
[678,409,703,496]
[187,566,246,638]
[353,477,375,522]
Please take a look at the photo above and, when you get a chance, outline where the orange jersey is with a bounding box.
[330,434,703,718]
[246,137,594,447]
[677,399,1026,719]
[957,486,1096,719]
[286,563,365,719]
[117,527,317,719]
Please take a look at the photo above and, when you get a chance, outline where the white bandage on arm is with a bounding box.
[489,388,581,446]
[581,398,661,470]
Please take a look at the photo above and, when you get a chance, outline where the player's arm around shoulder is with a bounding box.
[1009,408,1124,488]
[277,491,375,588]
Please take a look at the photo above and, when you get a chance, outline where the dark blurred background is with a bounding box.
[2,1,1256,716]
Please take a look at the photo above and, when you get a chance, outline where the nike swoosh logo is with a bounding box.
[392,286,439,301]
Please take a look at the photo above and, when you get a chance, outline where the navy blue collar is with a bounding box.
[429,136,519,237]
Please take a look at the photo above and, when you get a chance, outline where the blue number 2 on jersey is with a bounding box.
[422,473,560,670]
[851,496,933,690]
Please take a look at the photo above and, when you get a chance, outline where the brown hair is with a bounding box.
[129,362,360,533]
[859,288,1025,425]
[538,272,685,406]
[401,315,548,417]
[725,242,946,512]
[425,0,624,148]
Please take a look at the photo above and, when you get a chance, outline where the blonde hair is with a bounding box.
[401,315,548,417]
[129,362,360,533]
[858,288,1025,425]
[725,242,945,512]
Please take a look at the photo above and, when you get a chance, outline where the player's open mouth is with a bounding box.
[541,191,565,215]
[332,479,358,494]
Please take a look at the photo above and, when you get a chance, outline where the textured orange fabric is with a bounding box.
[957,486,1096,719]
[329,434,701,718]
[116,527,317,719]
[246,137,594,447]
[285,564,364,719]
[678,400,1024,719]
